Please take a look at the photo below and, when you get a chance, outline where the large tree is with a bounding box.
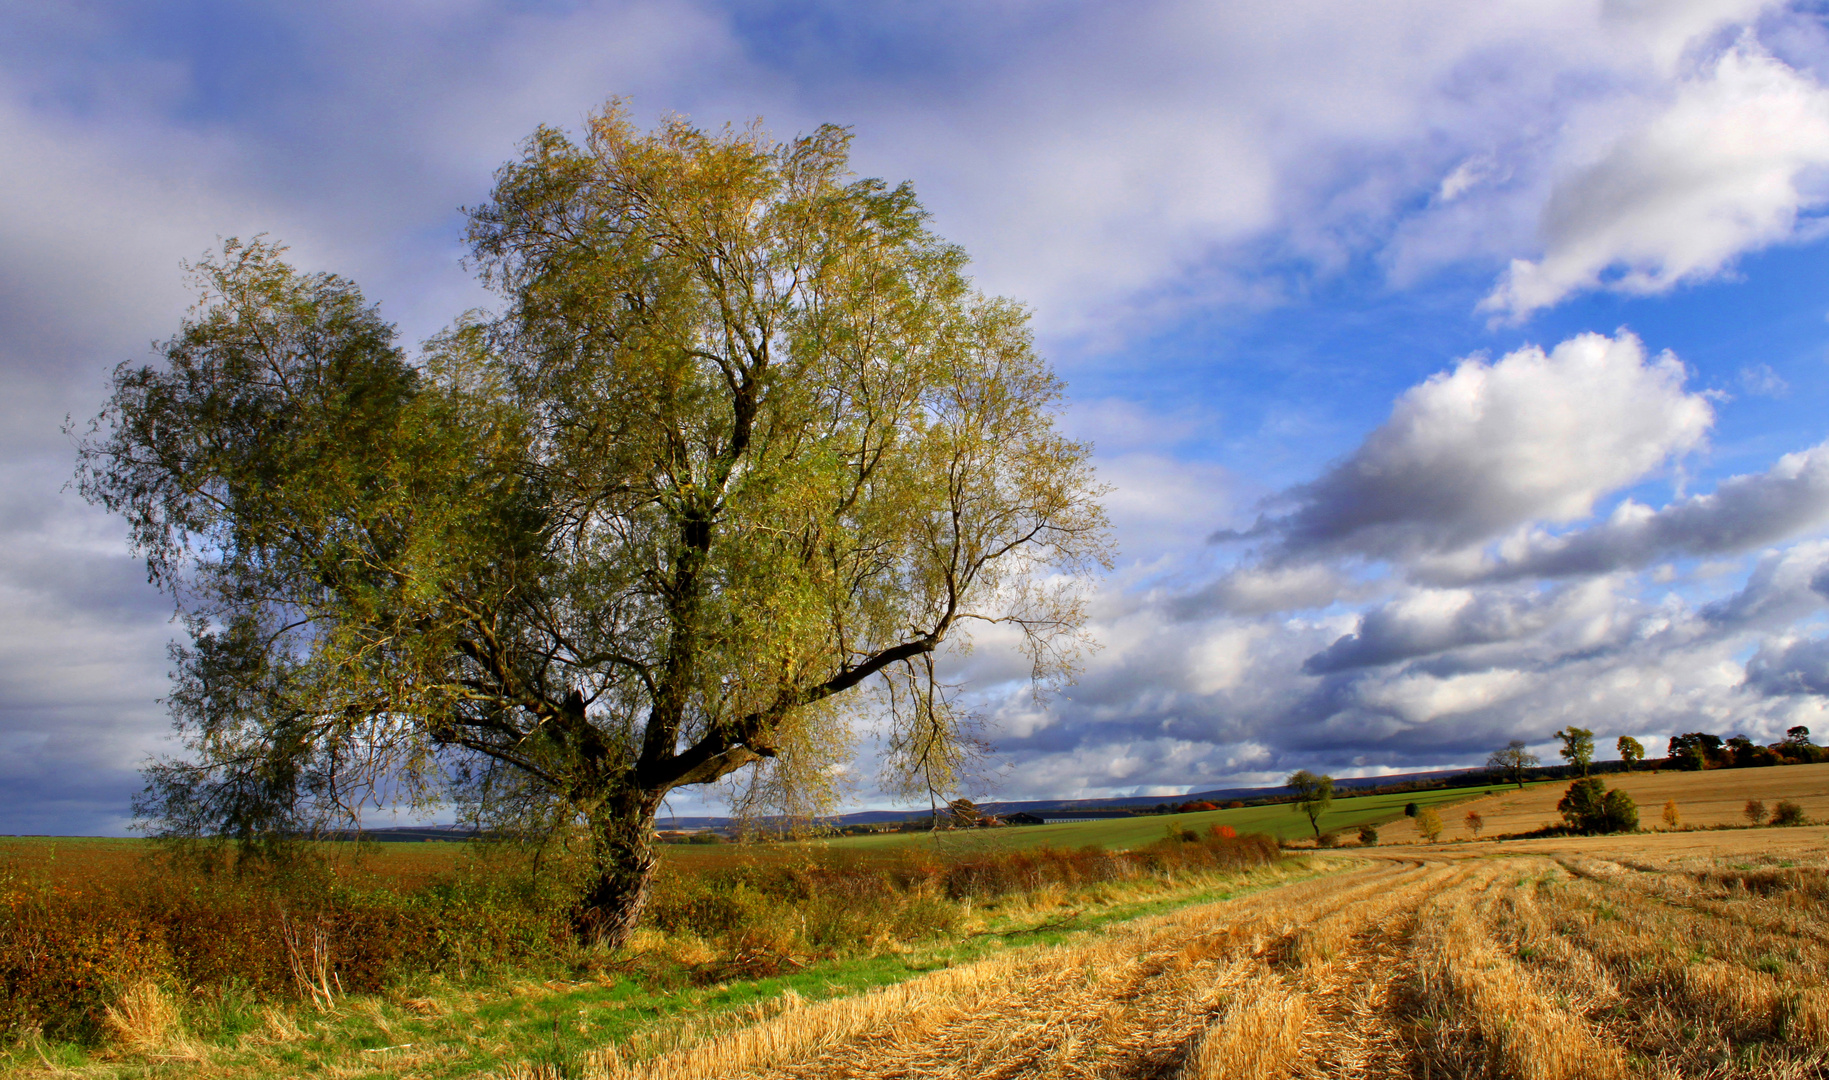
[77,109,1111,946]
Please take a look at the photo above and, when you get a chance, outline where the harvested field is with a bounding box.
[1377,760,1829,843]
[525,826,1829,1080]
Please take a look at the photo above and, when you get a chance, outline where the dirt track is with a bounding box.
[569,827,1829,1080]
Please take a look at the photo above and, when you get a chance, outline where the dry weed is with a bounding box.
[101,980,197,1059]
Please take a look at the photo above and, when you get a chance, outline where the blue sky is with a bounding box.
[7,1,1829,832]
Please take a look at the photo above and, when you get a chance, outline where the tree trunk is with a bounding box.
[575,791,662,949]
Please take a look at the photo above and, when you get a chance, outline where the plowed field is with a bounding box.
[564,827,1829,1080]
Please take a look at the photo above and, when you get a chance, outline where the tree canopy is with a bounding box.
[1554,726,1594,777]
[77,108,1111,944]
[1487,739,1539,789]
[1286,769,1333,838]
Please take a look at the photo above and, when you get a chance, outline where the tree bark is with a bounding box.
[575,789,663,949]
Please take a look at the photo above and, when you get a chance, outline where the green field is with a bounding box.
[793,783,1545,856]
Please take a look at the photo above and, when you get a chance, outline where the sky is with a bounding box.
[8,1,1829,832]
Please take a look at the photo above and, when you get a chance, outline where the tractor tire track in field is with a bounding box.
[568,841,1829,1080]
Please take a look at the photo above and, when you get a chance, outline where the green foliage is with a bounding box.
[1555,726,1595,776]
[1357,823,1379,845]
[1616,735,1644,769]
[77,108,1113,945]
[1556,778,1637,833]
[1668,732,1722,769]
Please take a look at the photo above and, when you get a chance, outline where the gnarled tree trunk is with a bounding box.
[575,789,664,948]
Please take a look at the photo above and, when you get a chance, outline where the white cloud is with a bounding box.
[1482,39,1829,320]
[1238,331,1712,562]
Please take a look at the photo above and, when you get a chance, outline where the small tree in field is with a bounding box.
[1286,770,1335,839]
[1464,810,1484,837]
[1772,800,1806,826]
[1744,799,1767,825]
[1417,807,1444,842]
[1488,740,1539,789]
[1616,735,1644,770]
[1357,823,1379,845]
[76,109,1112,947]
[1662,798,1681,829]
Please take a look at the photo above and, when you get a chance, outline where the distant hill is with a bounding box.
[352,765,1493,837]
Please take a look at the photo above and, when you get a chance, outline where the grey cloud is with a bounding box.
[1464,441,1829,582]
[1744,635,1829,696]
[1700,541,1829,627]
[1302,588,1547,674]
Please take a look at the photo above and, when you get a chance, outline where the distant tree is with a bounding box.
[949,799,984,829]
[1668,732,1722,770]
[1555,727,1596,777]
[1488,740,1540,789]
[1417,807,1444,842]
[1662,798,1681,829]
[1772,800,1806,826]
[1743,798,1767,825]
[1785,725,1812,747]
[1357,823,1379,845]
[1464,811,1484,838]
[1286,770,1335,839]
[1616,735,1644,771]
[1403,802,1419,818]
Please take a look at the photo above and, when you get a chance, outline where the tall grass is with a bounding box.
[1,829,1283,1047]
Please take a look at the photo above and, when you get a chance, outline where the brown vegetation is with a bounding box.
[0,831,1281,1046]
[483,826,1829,1080]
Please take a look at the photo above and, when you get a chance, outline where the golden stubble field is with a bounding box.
[1376,761,1829,844]
[517,825,1829,1080]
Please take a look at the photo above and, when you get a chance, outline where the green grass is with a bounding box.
[796,784,1544,855]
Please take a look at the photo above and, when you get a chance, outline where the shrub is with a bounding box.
[1662,798,1681,829]
[1357,823,1379,846]
[1417,808,1444,842]
[1557,778,1636,833]
[1463,811,1484,837]
[1404,802,1419,818]
[1317,831,1341,848]
[1744,798,1768,825]
[1209,824,1237,840]
[1772,800,1806,826]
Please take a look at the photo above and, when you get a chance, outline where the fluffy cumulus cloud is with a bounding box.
[983,322,1829,801]
[1482,38,1829,320]
[1226,332,1712,564]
